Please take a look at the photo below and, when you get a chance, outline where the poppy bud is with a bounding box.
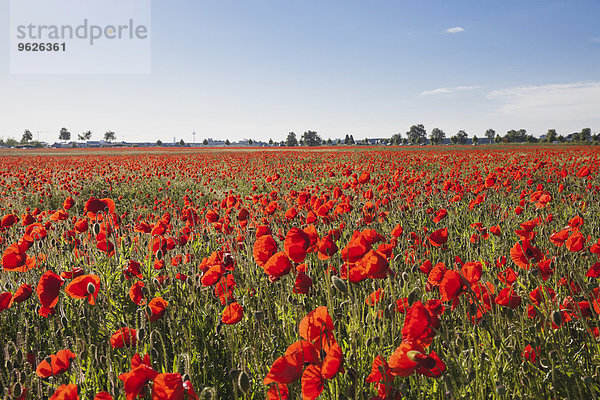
[12,382,21,399]
[156,250,163,260]
[228,369,240,382]
[551,310,563,326]
[151,348,158,360]
[87,282,96,295]
[93,223,100,235]
[61,316,69,328]
[183,373,191,382]
[254,311,264,322]
[138,328,145,341]
[145,305,153,316]
[237,370,251,394]
[331,275,348,294]
[15,349,23,365]
[407,289,418,306]
[4,360,12,371]
[19,370,26,384]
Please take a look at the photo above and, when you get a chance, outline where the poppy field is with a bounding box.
[1,145,600,399]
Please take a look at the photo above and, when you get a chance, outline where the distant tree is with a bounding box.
[280,140,285,146]
[526,135,538,143]
[450,136,458,145]
[268,138,273,145]
[429,128,445,145]
[581,128,592,142]
[302,130,322,147]
[59,127,71,142]
[327,138,332,145]
[558,135,566,143]
[179,139,185,146]
[5,138,18,148]
[545,129,558,143]
[322,139,327,146]
[203,138,208,145]
[286,132,298,147]
[485,129,495,144]
[494,134,502,144]
[225,139,231,146]
[104,131,116,142]
[472,135,479,145]
[451,130,468,145]
[406,124,426,144]
[390,133,402,145]
[156,139,163,146]
[78,131,92,141]
[504,129,527,143]
[349,135,355,145]
[344,134,350,145]
[248,139,253,145]
[402,138,408,145]
[21,129,32,143]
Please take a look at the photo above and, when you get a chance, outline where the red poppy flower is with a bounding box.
[495,286,521,309]
[253,235,278,267]
[119,354,158,400]
[299,306,335,343]
[37,270,65,316]
[222,302,244,325]
[439,270,464,302]
[401,301,439,346]
[152,373,185,400]
[1,213,18,228]
[510,240,542,269]
[341,231,371,263]
[49,384,79,400]
[129,281,146,305]
[428,228,448,247]
[94,392,113,400]
[12,283,32,303]
[350,250,389,282]
[366,355,393,384]
[587,262,600,278]
[36,349,76,378]
[321,342,343,379]
[293,271,313,294]
[201,265,224,286]
[111,327,138,348]
[549,228,570,247]
[85,197,115,217]
[64,274,100,305]
[301,364,324,400]
[263,252,293,278]
[266,383,289,400]
[263,351,304,385]
[147,297,168,322]
[432,209,448,223]
[566,230,585,252]
[366,288,385,306]
[522,344,540,363]
[0,292,13,311]
[2,243,36,272]
[284,228,310,263]
[317,234,338,260]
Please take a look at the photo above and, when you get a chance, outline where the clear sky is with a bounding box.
[1,0,600,144]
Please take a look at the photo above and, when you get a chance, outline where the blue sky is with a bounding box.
[1,0,600,143]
